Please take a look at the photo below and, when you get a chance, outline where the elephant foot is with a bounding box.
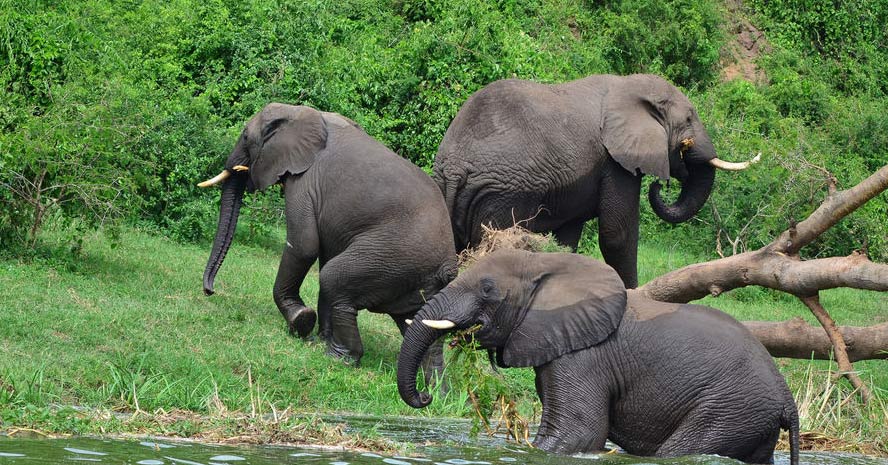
[304,333,327,344]
[285,307,317,338]
[326,342,362,367]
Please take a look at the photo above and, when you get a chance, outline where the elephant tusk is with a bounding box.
[421,319,456,329]
[709,153,761,171]
[232,165,250,172]
[405,319,413,325]
[197,170,232,188]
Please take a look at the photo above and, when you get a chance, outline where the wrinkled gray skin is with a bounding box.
[435,74,722,288]
[398,250,799,465]
[203,103,457,368]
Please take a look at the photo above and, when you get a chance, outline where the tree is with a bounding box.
[638,164,888,402]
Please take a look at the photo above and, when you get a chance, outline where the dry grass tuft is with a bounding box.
[458,225,568,268]
[22,406,402,453]
[777,363,888,457]
[146,410,396,452]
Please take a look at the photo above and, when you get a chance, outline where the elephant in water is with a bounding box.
[434,73,759,287]
[397,250,799,464]
[199,103,457,367]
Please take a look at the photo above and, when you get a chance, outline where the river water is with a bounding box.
[0,414,884,465]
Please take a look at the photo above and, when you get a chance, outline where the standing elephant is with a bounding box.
[397,250,799,464]
[434,74,759,287]
[199,103,457,366]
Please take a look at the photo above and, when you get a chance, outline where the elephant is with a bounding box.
[199,103,458,366]
[433,73,759,288]
[397,250,799,464]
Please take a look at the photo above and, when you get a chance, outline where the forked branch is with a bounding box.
[639,164,888,301]
[638,164,888,402]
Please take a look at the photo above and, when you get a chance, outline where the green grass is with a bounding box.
[0,225,885,452]
[0,227,475,420]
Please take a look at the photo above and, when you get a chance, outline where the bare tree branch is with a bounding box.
[798,294,872,403]
[639,251,888,303]
[638,164,888,301]
[773,165,888,255]
[637,164,888,402]
[743,319,888,362]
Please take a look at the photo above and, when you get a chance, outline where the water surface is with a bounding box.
[0,415,883,465]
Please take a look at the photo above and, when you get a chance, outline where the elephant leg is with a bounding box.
[392,314,409,335]
[532,362,610,454]
[315,287,332,342]
[656,416,779,463]
[553,219,585,251]
[598,166,641,288]
[739,430,779,465]
[326,302,363,365]
[317,255,367,365]
[273,209,320,338]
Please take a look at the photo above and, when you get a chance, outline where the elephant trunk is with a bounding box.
[203,173,248,295]
[397,302,453,408]
[649,146,716,224]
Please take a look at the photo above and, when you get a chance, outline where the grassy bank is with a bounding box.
[0,226,885,454]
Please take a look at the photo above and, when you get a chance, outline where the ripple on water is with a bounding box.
[0,452,27,457]
[210,455,246,461]
[383,459,414,465]
[65,447,108,456]
[141,442,176,449]
[136,460,165,465]
[164,456,206,465]
[442,460,492,465]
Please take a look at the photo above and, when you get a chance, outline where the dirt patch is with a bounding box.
[720,0,771,83]
[566,17,581,40]
[778,430,888,457]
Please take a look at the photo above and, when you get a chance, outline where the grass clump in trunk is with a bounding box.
[446,225,569,443]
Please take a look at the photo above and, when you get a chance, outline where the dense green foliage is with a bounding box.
[0,0,886,259]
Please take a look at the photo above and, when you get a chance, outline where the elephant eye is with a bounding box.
[479,278,498,299]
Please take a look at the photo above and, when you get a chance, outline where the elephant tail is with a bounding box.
[436,259,458,288]
[781,400,800,465]
[433,166,468,252]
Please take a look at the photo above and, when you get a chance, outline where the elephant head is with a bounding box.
[601,75,757,223]
[198,103,328,295]
[397,249,627,408]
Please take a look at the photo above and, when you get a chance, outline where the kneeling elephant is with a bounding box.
[200,103,457,367]
[397,250,799,464]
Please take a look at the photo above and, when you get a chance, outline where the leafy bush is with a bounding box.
[595,0,724,87]
[2,0,885,263]
[747,0,888,97]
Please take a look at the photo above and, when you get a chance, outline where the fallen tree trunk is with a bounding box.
[638,164,888,402]
[638,165,888,303]
[744,319,888,362]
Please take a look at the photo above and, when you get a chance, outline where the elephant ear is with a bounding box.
[601,85,670,180]
[251,105,328,190]
[501,255,627,368]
